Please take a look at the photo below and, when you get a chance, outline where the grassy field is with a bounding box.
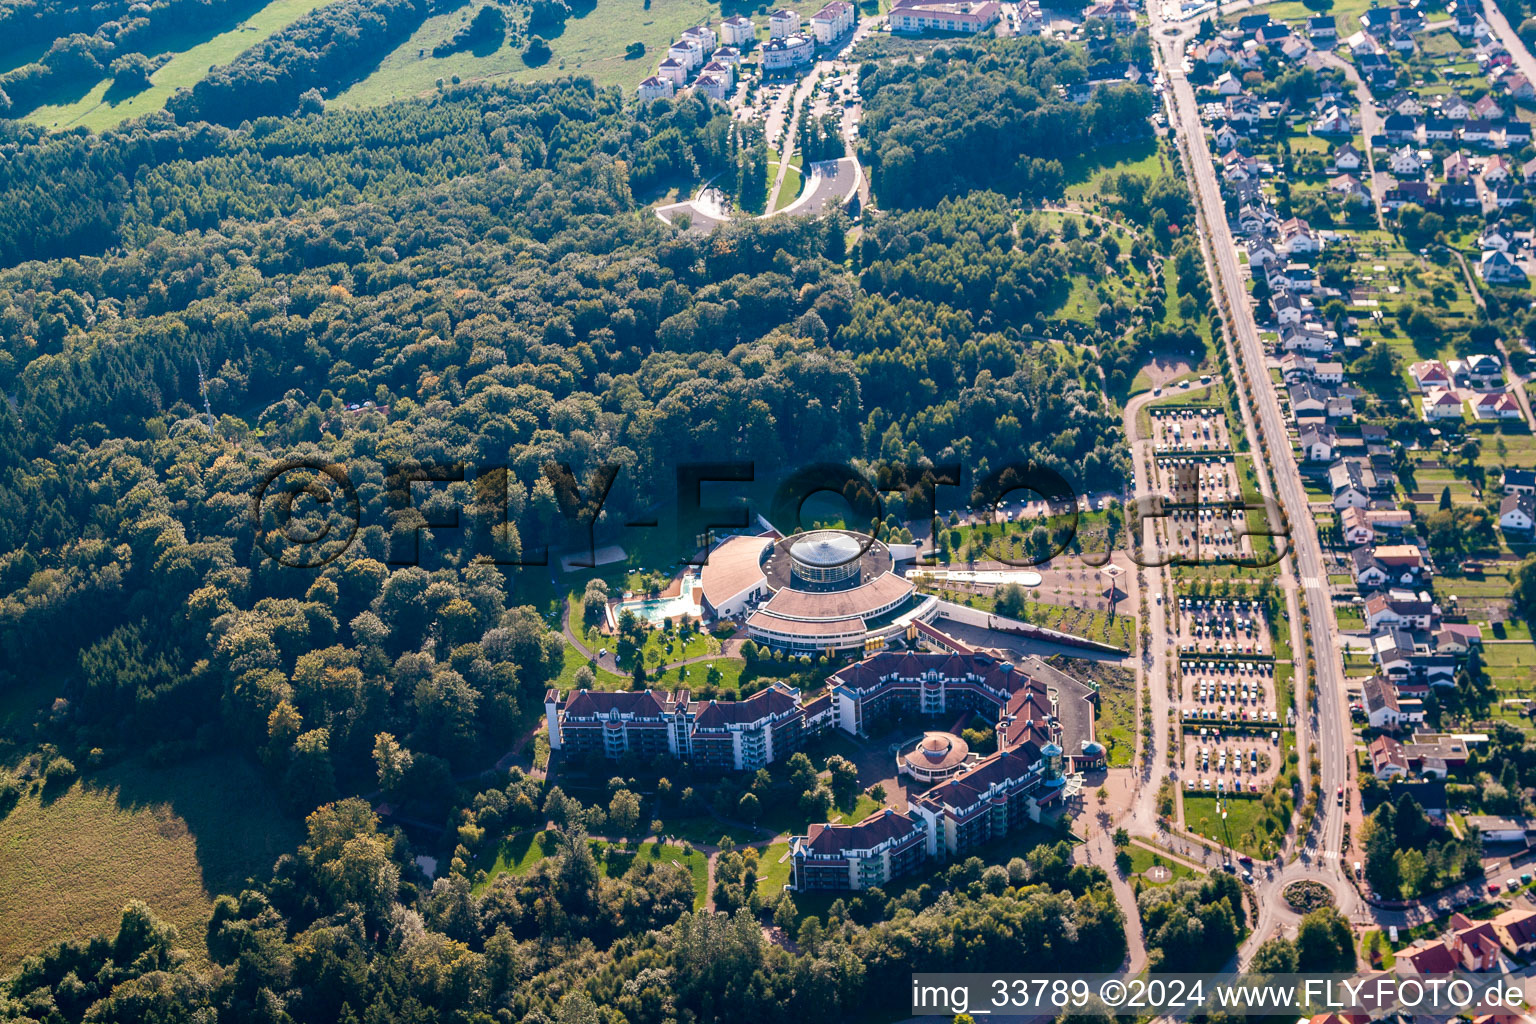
[336,0,831,106]
[475,832,708,907]
[554,643,630,691]
[758,840,793,891]
[597,839,708,908]
[1062,137,1169,202]
[1182,793,1284,858]
[0,754,297,970]
[773,165,805,212]
[24,0,335,131]
[1127,842,1194,884]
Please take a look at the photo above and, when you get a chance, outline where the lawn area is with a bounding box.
[834,793,881,825]
[664,812,763,848]
[1183,793,1286,859]
[1127,842,1195,884]
[335,0,831,106]
[1224,0,1373,28]
[1062,137,1169,201]
[554,643,629,691]
[758,840,794,892]
[475,832,709,908]
[595,839,708,909]
[773,165,804,212]
[473,830,556,892]
[24,0,335,131]
[0,754,298,970]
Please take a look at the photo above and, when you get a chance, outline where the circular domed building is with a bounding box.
[789,531,865,588]
[897,730,972,783]
[697,528,937,654]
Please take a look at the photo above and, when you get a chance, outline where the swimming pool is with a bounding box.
[616,574,702,624]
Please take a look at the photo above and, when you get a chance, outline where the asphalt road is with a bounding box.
[1149,3,1358,952]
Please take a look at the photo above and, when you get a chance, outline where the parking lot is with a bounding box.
[1181,728,1282,795]
[1180,659,1280,726]
[1151,408,1233,452]
[1175,597,1273,656]
[1153,454,1241,504]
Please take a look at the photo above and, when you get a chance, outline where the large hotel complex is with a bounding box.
[545,649,1103,891]
[698,528,941,653]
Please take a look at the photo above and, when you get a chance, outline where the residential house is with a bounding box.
[1308,15,1337,40]
[1278,217,1321,254]
[1383,181,1434,210]
[1257,21,1291,44]
[1473,391,1523,420]
[1341,506,1375,546]
[769,8,800,37]
[1387,91,1424,116]
[1272,290,1304,325]
[694,73,728,101]
[1352,544,1430,589]
[1313,360,1344,384]
[1289,380,1331,416]
[1225,94,1262,125]
[1491,908,1536,956]
[720,14,755,45]
[1329,174,1369,204]
[637,75,675,101]
[1503,468,1536,494]
[1369,734,1409,780]
[1364,591,1439,630]
[1280,352,1316,380]
[1384,112,1419,141]
[1443,150,1473,180]
[810,0,855,43]
[1363,675,1405,730]
[1313,105,1352,135]
[1422,388,1465,421]
[1333,142,1363,170]
[1441,93,1473,120]
[1507,73,1536,100]
[1454,353,1505,388]
[1329,458,1375,509]
[1423,116,1457,142]
[1222,149,1257,181]
[1246,236,1279,267]
[1300,423,1337,462]
[1500,491,1536,533]
[1440,182,1479,209]
[1215,70,1243,96]
[1461,119,1498,146]
[1409,359,1453,391]
[1483,254,1527,289]
[1270,262,1317,292]
[1389,145,1424,175]
[1478,222,1515,251]
[1474,94,1506,121]
[1281,322,1332,354]
[656,56,687,84]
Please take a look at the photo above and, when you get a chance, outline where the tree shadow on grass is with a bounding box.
[83,753,300,897]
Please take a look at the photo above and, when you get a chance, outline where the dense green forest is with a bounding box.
[857,35,1155,208]
[0,22,1179,1019]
